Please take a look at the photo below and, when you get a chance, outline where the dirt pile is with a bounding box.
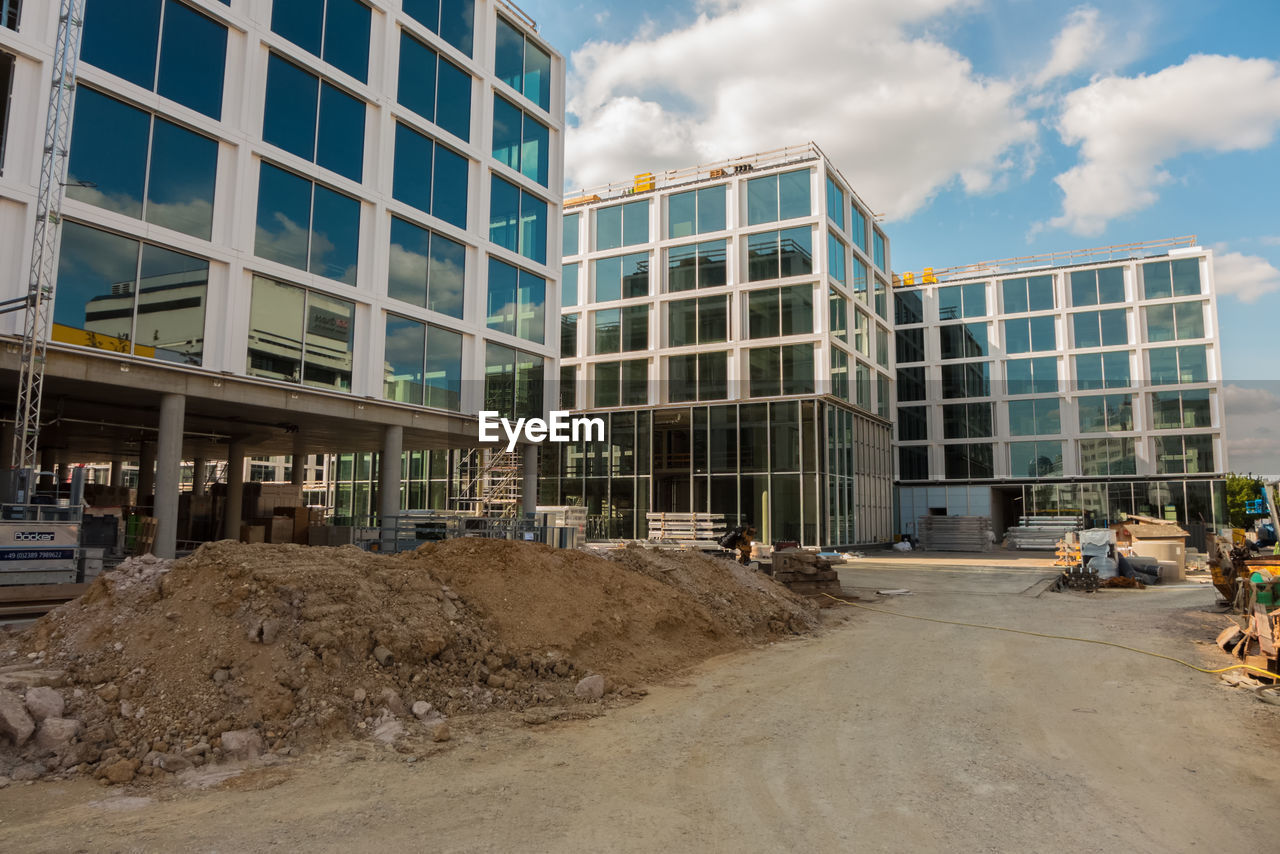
[0,540,816,785]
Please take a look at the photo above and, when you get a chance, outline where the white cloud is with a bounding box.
[1224,383,1280,417]
[564,0,1036,219]
[1034,7,1103,87]
[1261,236,1280,247]
[1214,250,1280,303]
[1048,54,1280,236]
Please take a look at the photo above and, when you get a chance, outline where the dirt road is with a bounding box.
[2,562,1277,852]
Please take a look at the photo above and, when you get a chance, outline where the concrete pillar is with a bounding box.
[138,442,156,509]
[109,459,123,488]
[291,435,307,486]
[380,425,403,550]
[39,448,55,489]
[522,444,538,516]
[55,451,69,486]
[153,393,185,559]
[192,456,207,496]
[224,441,245,540]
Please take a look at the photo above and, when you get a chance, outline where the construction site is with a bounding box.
[1,0,1278,850]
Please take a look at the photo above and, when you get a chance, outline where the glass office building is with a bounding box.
[544,145,896,546]
[892,246,1229,541]
[0,1,563,522]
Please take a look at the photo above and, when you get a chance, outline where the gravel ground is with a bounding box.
[1,562,1276,853]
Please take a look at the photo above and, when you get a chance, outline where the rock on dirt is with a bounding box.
[34,717,80,751]
[0,688,35,746]
[219,729,264,760]
[574,675,606,700]
[24,686,65,722]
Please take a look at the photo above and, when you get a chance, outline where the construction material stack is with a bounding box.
[770,549,842,597]
[1006,515,1082,550]
[918,516,992,552]
[646,513,727,549]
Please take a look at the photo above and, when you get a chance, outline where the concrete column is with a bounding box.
[522,444,538,516]
[192,456,207,496]
[380,425,403,550]
[291,435,307,486]
[109,459,123,488]
[39,448,55,489]
[153,393,185,559]
[55,451,69,486]
[224,441,246,540]
[138,442,156,509]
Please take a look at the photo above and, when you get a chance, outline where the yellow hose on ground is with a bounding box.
[820,592,1278,681]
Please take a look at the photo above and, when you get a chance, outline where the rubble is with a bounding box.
[0,540,817,785]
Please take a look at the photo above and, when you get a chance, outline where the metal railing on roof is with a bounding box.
[892,236,1200,287]
[496,0,537,31]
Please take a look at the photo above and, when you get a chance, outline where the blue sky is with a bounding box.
[517,0,1280,474]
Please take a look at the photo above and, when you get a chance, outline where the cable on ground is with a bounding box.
[820,592,1278,681]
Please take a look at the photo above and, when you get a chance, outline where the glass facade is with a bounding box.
[746,169,810,225]
[495,14,551,111]
[387,216,465,317]
[256,162,360,283]
[246,275,355,390]
[398,31,472,141]
[492,94,549,185]
[403,0,475,57]
[393,123,468,229]
[264,53,365,181]
[383,315,463,410]
[596,200,648,250]
[486,257,546,344]
[667,240,726,292]
[270,0,370,83]
[747,227,812,281]
[668,184,726,238]
[489,175,547,263]
[593,252,649,302]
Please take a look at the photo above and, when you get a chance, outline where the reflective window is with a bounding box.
[829,289,848,343]
[938,282,986,319]
[1152,389,1212,430]
[1001,275,1054,313]
[748,284,812,339]
[1142,258,1201,298]
[592,304,647,354]
[264,54,365,182]
[271,0,370,83]
[874,277,888,319]
[896,327,924,364]
[895,289,923,325]
[666,240,725,292]
[828,231,846,286]
[246,276,354,389]
[1005,356,1057,396]
[392,123,469,228]
[494,16,550,111]
[592,359,646,408]
[399,31,472,141]
[1155,434,1215,475]
[900,446,929,480]
[747,226,812,282]
[1079,437,1136,476]
[560,313,577,358]
[560,364,577,410]
[850,204,868,254]
[853,309,870,356]
[54,221,208,364]
[256,162,360,284]
[489,175,547,264]
[1073,351,1130,390]
[942,362,990,399]
[1077,394,1133,433]
[596,200,648,251]
[403,0,475,57]
[562,262,579,306]
[1008,398,1061,437]
[943,403,993,439]
[898,406,927,441]
[873,228,886,271]
[384,314,463,410]
[851,257,868,302]
[3,1,20,30]
[668,184,726,238]
[746,169,810,225]
[1004,315,1056,354]
[563,213,580,256]
[939,322,989,359]
[68,88,217,240]
[83,0,227,119]
[668,296,728,347]
[943,443,994,480]
[1009,442,1063,478]
[831,347,850,401]
[897,366,926,402]
[484,342,543,419]
[492,94,549,186]
[0,51,12,173]
[1148,345,1208,385]
[748,344,814,397]
[826,175,845,230]
[1145,302,1204,342]
[668,352,728,403]
[876,324,890,367]
[387,215,465,318]
[1072,309,1128,348]
[592,252,648,302]
[1070,266,1125,306]
[487,256,546,344]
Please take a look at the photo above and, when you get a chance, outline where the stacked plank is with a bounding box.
[771,549,842,597]
[646,513,727,549]
[1006,515,1082,550]
[918,516,992,552]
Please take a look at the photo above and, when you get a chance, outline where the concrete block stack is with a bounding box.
[770,549,842,597]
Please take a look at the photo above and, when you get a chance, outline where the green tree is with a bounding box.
[1225,473,1264,528]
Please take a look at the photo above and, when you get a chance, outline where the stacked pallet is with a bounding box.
[646,513,727,549]
[918,516,992,552]
[1006,515,1082,550]
[771,549,842,597]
